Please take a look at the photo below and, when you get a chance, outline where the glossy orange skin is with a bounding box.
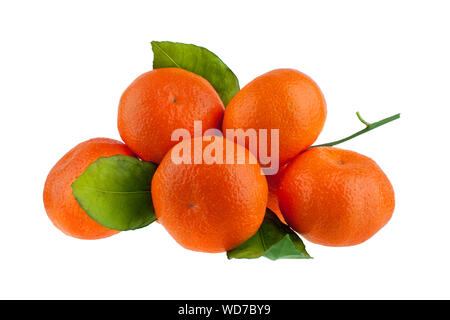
[222,68,327,165]
[118,68,225,163]
[278,147,395,247]
[43,138,134,239]
[151,136,268,253]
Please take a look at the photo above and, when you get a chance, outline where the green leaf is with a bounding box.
[227,210,311,260]
[151,41,240,106]
[72,155,157,231]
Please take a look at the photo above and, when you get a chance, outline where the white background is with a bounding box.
[1,0,449,299]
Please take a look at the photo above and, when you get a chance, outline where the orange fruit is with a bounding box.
[266,163,289,224]
[43,138,134,239]
[118,68,225,163]
[151,136,268,253]
[222,68,326,165]
[267,191,283,222]
[278,147,395,246]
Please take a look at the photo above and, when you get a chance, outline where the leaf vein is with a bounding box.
[153,42,181,68]
[80,186,150,195]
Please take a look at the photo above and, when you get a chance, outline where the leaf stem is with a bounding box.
[312,112,400,148]
[356,111,371,127]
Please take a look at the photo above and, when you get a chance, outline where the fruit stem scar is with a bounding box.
[311,112,400,148]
